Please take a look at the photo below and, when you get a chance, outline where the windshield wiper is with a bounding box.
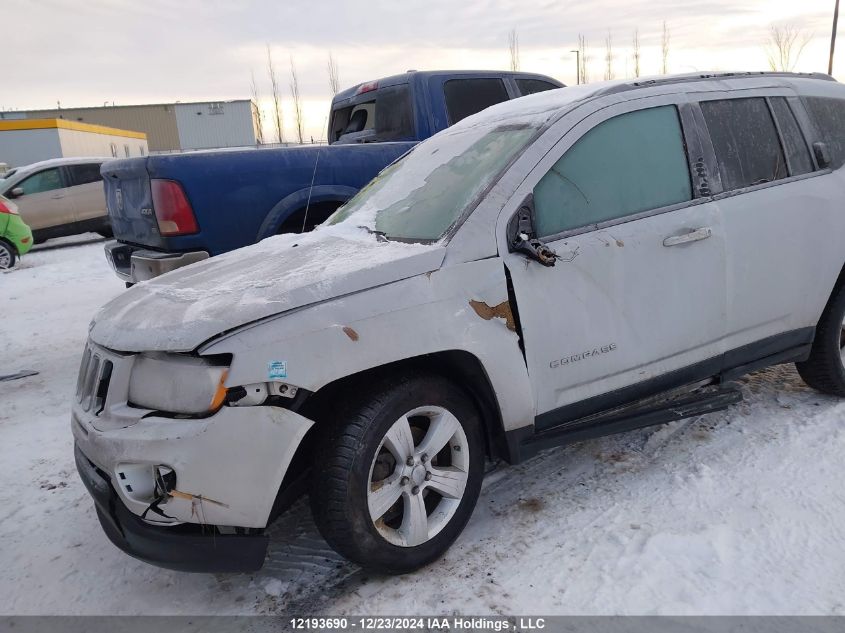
[357,225,390,242]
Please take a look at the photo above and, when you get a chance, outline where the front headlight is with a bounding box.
[128,353,229,415]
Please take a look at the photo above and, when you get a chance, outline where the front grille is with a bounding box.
[76,344,114,415]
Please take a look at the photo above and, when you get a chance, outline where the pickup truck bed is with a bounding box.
[104,142,412,280]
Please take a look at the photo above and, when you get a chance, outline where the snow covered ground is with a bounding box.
[1,237,844,615]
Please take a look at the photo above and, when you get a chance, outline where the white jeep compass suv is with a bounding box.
[73,71,845,574]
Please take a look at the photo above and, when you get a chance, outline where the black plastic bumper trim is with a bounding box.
[74,443,268,573]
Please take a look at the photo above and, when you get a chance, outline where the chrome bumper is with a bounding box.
[104,241,208,283]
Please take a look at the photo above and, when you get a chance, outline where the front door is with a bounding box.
[6,167,70,231]
[502,98,728,428]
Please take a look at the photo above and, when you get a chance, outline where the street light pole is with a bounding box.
[830,0,840,76]
[571,49,581,85]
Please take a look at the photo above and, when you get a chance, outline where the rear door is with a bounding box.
[502,95,728,426]
[64,162,107,223]
[4,167,70,231]
[701,93,844,354]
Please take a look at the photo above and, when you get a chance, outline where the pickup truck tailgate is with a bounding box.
[101,158,165,249]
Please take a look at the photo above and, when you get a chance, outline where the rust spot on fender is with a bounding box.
[342,326,359,342]
[469,299,516,332]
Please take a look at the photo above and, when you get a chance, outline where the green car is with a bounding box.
[0,194,33,268]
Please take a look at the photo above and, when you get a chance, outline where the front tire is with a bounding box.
[309,372,485,574]
[0,240,16,269]
[797,282,845,396]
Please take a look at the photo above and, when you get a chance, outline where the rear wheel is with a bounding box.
[309,373,485,573]
[0,240,16,269]
[796,282,845,396]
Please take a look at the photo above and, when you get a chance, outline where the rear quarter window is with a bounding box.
[769,98,813,176]
[803,96,845,169]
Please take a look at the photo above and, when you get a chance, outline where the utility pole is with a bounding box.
[831,0,840,76]
[571,49,581,85]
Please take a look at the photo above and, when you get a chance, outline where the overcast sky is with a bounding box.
[4,0,841,140]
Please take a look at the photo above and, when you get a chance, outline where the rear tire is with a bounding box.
[0,240,16,269]
[309,372,485,574]
[796,282,845,397]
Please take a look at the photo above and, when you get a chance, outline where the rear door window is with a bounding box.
[444,78,510,124]
[700,98,787,191]
[533,105,693,237]
[374,85,413,141]
[18,168,64,195]
[516,79,559,96]
[68,163,103,186]
[803,96,845,169]
[769,98,813,176]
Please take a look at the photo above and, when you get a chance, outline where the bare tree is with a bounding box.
[578,34,589,84]
[249,70,264,145]
[327,52,341,95]
[604,32,615,81]
[765,24,812,71]
[632,29,641,77]
[267,44,284,143]
[508,29,520,71]
[661,21,671,74]
[289,54,305,144]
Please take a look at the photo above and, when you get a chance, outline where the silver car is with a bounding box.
[0,157,112,242]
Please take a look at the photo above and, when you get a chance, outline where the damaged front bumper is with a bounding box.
[72,363,315,571]
[75,443,268,572]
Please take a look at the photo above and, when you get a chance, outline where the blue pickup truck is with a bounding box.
[101,70,563,283]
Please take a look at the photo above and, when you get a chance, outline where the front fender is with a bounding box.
[202,258,535,432]
[255,184,358,241]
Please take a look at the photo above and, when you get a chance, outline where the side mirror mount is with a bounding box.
[8,187,23,199]
[507,195,558,267]
[813,142,831,169]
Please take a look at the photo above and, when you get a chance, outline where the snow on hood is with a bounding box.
[89,223,445,353]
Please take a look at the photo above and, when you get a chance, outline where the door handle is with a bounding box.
[51,194,64,200]
[663,227,712,247]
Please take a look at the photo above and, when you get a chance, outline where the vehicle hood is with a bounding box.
[90,226,446,353]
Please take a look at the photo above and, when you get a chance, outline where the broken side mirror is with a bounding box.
[813,142,831,169]
[507,195,558,267]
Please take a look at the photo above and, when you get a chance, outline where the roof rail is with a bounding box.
[593,71,836,98]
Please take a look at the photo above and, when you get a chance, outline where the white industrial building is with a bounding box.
[173,100,259,150]
[0,119,149,168]
[0,100,260,152]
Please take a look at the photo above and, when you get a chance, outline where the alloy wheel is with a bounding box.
[367,406,469,547]
[0,244,12,269]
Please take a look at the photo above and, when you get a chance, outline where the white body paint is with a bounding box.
[74,73,845,530]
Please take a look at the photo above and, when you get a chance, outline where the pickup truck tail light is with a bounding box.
[0,200,18,215]
[150,179,199,236]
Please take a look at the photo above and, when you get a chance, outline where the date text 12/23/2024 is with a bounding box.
[289,617,547,630]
